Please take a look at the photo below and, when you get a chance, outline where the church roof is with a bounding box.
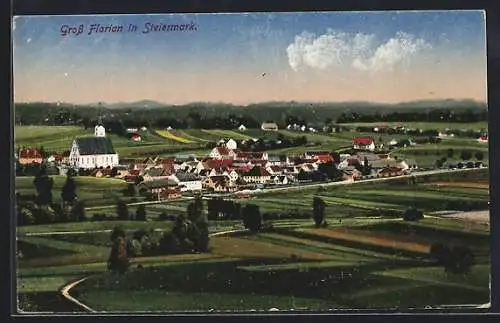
[75,137,116,155]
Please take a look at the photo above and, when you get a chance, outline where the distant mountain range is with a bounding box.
[30,98,487,110]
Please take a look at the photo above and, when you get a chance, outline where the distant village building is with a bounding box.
[477,135,488,143]
[261,122,279,131]
[238,124,247,131]
[352,137,376,151]
[69,136,119,169]
[225,139,238,150]
[131,133,141,142]
[126,128,139,133]
[18,148,43,165]
[94,124,106,137]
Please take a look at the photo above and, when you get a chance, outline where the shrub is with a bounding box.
[108,237,130,274]
[403,207,423,221]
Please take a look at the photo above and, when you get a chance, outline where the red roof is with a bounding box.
[206,159,233,169]
[19,148,43,159]
[317,155,334,162]
[353,137,375,145]
[480,135,488,140]
[215,147,231,155]
[131,133,140,138]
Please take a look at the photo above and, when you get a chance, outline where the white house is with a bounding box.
[170,173,202,192]
[226,139,238,150]
[238,124,247,131]
[69,137,119,169]
[94,124,106,137]
[353,137,376,151]
[261,122,279,131]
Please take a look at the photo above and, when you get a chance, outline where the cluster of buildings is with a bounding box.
[16,122,420,201]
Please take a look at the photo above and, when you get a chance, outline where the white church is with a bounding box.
[69,123,120,169]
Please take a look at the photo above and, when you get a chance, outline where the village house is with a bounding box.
[377,166,404,178]
[138,179,180,200]
[225,139,238,150]
[266,165,283,176]
[170,172,203,192]
[343,167,362,182]
[69,136,119,169]
[18,148,43,165]
[209,146,233,160]
[91,168,114,178]
[271,175,289,186]
[241,165,272,184]
[126,128,139,133]
[352,137,376,151]
[131,133,141,142]
[261,122,279,131]
[477,135,488,143]
[238,124,247,131]
[204,175,236,192]
[94,124,106,137]
[142,167,170,182]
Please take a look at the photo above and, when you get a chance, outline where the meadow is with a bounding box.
[67,217,489,311]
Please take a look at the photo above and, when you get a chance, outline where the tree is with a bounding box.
[403,207,423,221]
[435,159,444,168]
[460,150,472,161]
[61,174,77,206]
[242,204,262,233]
[70,201,86,222]
[446,148,454,158]
[33,166,54,205]
[116,200,129,220]
[429,243,475,275]
[110,226,126,242]
[318,161,342,181]
[474,151,484,161]
[107,237,130,274]
[124,183,136,197]
[135,205,147,221]
[312,197,326,227]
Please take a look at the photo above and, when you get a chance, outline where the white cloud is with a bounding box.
[26,38,31,43]
[286,29,431,73]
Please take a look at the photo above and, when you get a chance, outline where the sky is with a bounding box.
[12,11,487,105]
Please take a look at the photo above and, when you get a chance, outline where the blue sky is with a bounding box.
[13,11,487,104]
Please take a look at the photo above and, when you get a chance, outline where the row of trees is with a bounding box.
[337,109,487,123]
[17,167,86,225]
[15,102,487,129]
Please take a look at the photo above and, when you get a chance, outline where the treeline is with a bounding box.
[337,109,488,124]
[15,101,487,129]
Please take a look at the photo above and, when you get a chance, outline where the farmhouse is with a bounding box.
[94,124,106,137]
[69,137,119,169]
[209,146,232,160]
[138,179,179,199]
[241,166,272,184]
[353,137,375,151]
[170,172,202,192]
[377,166,404,178]
[225,139,238,150]
[131,133,141,142]
[477,135,488,143]
[261,122,279,131]
[142,167,170,182]
[18,148,43,165]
